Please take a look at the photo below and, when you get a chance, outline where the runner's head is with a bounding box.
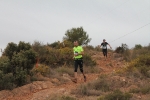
[74,41,78,47]
[103,39,106,42]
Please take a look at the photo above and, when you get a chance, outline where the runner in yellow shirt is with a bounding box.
[72,41,86,83]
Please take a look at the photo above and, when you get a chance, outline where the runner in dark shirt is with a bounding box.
[99,39,112,60]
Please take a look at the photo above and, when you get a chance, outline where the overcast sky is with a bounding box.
[0,0,150,55]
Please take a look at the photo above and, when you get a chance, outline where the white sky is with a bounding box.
[0,0,150,55]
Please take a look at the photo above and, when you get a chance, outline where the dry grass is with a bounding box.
[45,94,77,100]
[84,66,101,74]
[56,66,74,77]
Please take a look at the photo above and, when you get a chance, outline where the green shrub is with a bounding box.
[0,56,11,74]
[3,42,18,60]
[32,41,45,54]
[17,41,31,52]
[14,68,28,86]
[3,41,32,60]
[115,46,124,54]
[11,49,37,74]
[59,47,73,65]
[38,46,73,66]
[47,41,60,48]
[0,41,38,90]
[39,46,60,65]
[134,44,142,50]
[0,72,15,90]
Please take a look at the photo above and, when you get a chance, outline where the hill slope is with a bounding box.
[0,52,150,100]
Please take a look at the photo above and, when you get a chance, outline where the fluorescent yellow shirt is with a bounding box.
[73,46,83,59]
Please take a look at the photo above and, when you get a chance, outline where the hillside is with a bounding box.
[0,52,150,100]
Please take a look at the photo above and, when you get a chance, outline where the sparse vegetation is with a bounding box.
[126,54,150,78]
[98,89,132,100]
[129,83,150,95]
[46,95,76,100]
[56,66,74,76]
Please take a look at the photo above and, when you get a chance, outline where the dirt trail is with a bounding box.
[0,52,123,100]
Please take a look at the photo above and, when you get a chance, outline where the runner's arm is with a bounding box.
[108,44,112,49]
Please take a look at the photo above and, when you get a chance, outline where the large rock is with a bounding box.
[63,74,71,81]
[51,78,59,84]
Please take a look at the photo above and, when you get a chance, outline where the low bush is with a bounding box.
[98,89,132,100]
[126,54,150,77]
[31,64,50,76]
[91,78,110,92]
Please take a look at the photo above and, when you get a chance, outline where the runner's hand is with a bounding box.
[74,53,78,56]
